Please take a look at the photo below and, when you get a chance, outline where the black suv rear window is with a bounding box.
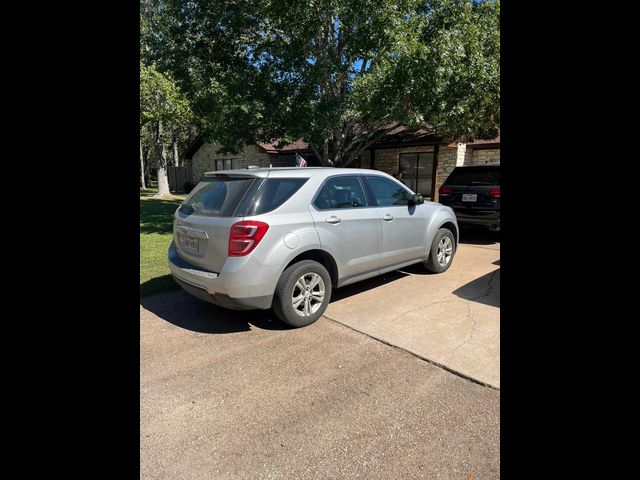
[443,166,500,186]
[180,177,257,217]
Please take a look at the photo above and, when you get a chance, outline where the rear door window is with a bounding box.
[313,176,368,209]
[443,167,500,186]
[247,178,308,215]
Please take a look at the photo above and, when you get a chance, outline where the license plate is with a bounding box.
[462,193,477,202]
[180,233,199,254]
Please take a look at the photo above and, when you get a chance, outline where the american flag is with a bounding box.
[295,152,308,167]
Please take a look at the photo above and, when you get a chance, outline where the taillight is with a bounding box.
[488,187,501,198]
[228,221,269,256]
[439,186,453,195]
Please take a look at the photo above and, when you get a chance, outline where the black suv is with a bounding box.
[438,163,500,231]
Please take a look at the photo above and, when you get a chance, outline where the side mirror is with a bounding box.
[410,193,424,205]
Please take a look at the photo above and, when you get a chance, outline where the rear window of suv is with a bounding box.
[181,177,308,217]
[180,177,257,217]
[443,166,500,187]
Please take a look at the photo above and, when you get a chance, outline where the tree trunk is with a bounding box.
[154,120,172,198]
[172,132,179,167]
[143,147,151,183]
[140,137,146,190]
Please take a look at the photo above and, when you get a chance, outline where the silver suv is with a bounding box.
[168,167,458,327]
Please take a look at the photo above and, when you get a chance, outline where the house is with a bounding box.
[184,127,500,202]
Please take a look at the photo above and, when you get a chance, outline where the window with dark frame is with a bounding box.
[215,158,238,170]
[398,152,435,197]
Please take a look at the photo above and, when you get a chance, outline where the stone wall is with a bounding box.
[191,143,272,183]
[469,148,500,165]
[190,141,498,201]
[463,145,474,165]
[455,143,468,166]
[433,145,459,202]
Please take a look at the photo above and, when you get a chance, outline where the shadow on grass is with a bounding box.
[140,196,182,235]
[140,288,291,334]
[452,268,500,308]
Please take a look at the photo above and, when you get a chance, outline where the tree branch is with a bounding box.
[308,142,324,166]
[343,123,397,166]
[359,58,368,75]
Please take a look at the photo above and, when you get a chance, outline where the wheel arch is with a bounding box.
[282,249,339,288]
[439,221,459,245]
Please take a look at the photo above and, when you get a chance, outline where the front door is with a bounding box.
[364,175,427,267]
[309,175,382,280]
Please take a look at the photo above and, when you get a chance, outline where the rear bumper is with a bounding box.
[168,241,274,310]
[452,209,500,226]
[172,276,272,310]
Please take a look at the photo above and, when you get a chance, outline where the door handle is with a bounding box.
[325,216,342,224]
[382,214,394,222]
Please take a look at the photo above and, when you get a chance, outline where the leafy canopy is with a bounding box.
[146,0,499,166]
[140,61,192,131]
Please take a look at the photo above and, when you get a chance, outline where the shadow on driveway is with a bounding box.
[142,270,413,334]
[330,270,410,301]
[140,291,290,334]
[452,268,500,308]
[143,248,500,334]
[458,225,500,246]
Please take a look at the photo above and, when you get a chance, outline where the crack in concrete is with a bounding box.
[323,313,499,390]
[321,268,500,390]
[385,299,464,325]
[468,268,499,302]
[447,269,498,362]
[447,303,479,363]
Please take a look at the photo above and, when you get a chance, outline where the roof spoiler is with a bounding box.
[204,170,269,179]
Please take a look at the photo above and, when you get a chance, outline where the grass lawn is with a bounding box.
[140,190,186,297]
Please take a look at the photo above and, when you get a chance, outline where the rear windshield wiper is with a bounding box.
[470,181,493,185]
[178,204,195,215]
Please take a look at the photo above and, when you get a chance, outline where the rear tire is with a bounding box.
[272,260,332,327]
[424,228,456,273]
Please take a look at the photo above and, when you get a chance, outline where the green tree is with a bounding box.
[140,61,193,197]
[141,0,197,193]
[153,0,499,166]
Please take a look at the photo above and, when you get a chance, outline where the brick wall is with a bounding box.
[469,148,500,165]
[191,143,272,182]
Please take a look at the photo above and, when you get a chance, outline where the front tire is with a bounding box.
[272,260,332,327]
[424,228,456,273]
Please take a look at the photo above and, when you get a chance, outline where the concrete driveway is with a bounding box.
[141,293,500,479]
[324,231,500,388]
